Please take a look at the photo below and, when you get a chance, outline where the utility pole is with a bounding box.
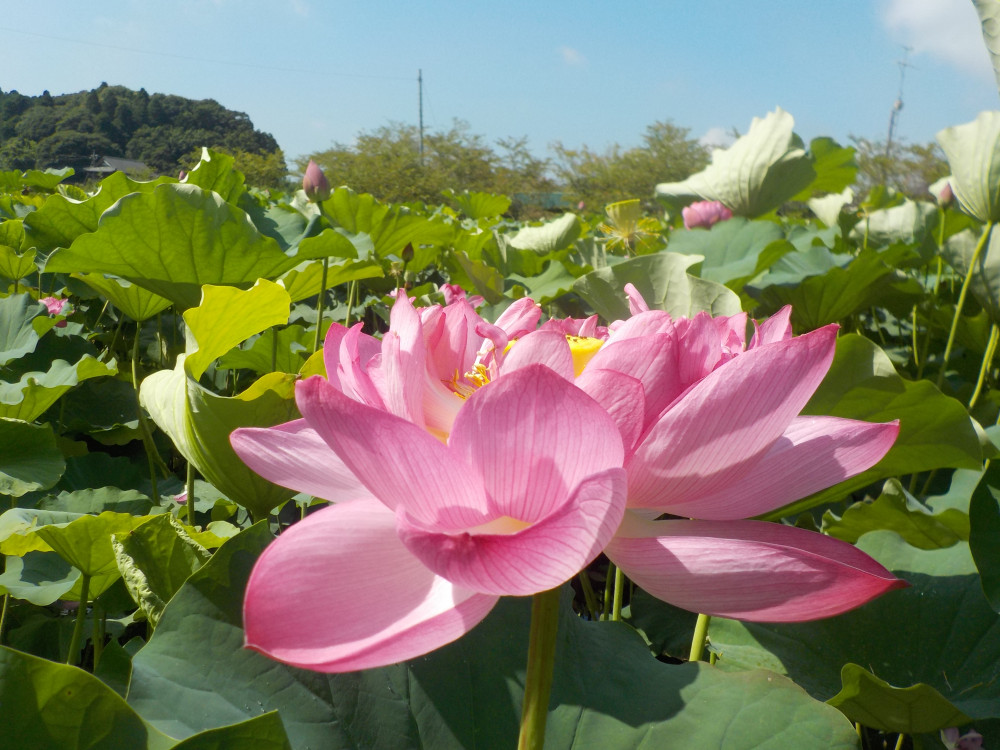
[885,46,914,160]
[418,69,424,163]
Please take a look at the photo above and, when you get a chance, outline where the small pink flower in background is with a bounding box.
[40,296,69,327]
[302,160,331,203]
[441,283,484,308]
[173,491,188,505]
[942,727,984,750]
[682,200,733,230]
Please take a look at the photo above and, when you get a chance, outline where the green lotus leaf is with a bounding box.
[33,511,154,598]
[970,475,1000,611]
[22,170,172,256]
[0,354,118,422]
[276,258,384,303]
[126,523,858,749]
[218,325,312,376]
[182,148,246,205]
[944,227,1000,325]
[792,137,858,200]
[808,188,854,229]
[443,189,511,219]
[44,184,297,309]
[665,216,785,288]
[140,360,298,521]
[762,334,981,519]
[182,280,291,381]
[0,246,35,282]
[0,551,80,605]
[573,252,741,322]
[823,478,969,549]
[113,514,211,628]
[0,294,49,366]
[0,419,65,497]
[0,645,172,750]
[508,212,581,253]
[0,509,84,555]
[937,111,1000,223]
[72,273,172,322]
[655,108,816,217]
[508,260,577,304]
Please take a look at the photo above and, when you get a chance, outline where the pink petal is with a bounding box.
[322,322,349,390]
[397,468,627,596]
[492,297,541,339]
[627,324,839,509]
[335,323,384,408]
[500,330,575,380]
[608,310,675,340]
[750,306,793,348]
[584,334,682,429]
[606,515,907,621]
[371,291,426,427]
[296,376,490,529]
[231,419,374,503]
[449,364,624,522]
[244,500,498,672]
[574,368,646,455]
[647,416,900,520]
[624,283,649,314]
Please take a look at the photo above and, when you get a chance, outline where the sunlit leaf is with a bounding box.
[937,111,1000,223]
[508,213,581,253]
[72,273,172,322]
[0,354,118,422]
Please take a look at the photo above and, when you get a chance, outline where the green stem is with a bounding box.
[517,586,561,750]
[601,563,616,621]
[938,221,994,389]
[969,324,1000,410]
[105,310,127,363]
[0,593,8,644]
[92,604,105,670]
[688,613,712,662]
[66,574,91,666]
[910,305,920,369]
[611,566,625,622]
[131,326,161,504]
[344,280,358,328]
[893,732,906,750]
[186,461,196,527]
[576,570,599,620]
[312,258,330,355]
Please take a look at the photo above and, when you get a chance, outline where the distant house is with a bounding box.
[83,155,154,178]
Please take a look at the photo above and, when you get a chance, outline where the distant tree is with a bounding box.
[551,120,709,210]
[851,137,949,199]
[15,106,61,142]
[34,130,116,169]
[304,120,554,210]
[0,137,38,171]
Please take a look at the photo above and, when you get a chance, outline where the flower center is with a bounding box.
[448,363,492,400]
[566,335,604,377]
[466,515,532,535]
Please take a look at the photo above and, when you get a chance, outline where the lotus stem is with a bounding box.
[131,325,161,505]
[601,562,616,621]
[66,574,91,666]
[938,221,994,389]
[893,732,906,750]
[186,461,196,527]
[344,280,358,328]
[92,604,105,670]
[517,586,561,750]
[576,570,599,620]
[0,593,8,644]
[611,566,625,622]
[312,257,330,355]
[688,613,712,662]
[969,324,999,410]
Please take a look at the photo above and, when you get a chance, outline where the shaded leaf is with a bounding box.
[0,419,65,497]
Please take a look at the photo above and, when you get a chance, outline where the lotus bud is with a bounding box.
[682,200,733,230]
[303,160,331,202]
[939,181,954,207]
[401,242,414,263]
[39,296,69,327]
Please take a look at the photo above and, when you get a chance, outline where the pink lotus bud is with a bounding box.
[682,200,733,230]
[178,170,188,182]
[303,160,331,202]
[173,491,188,505]
[941,728,983,750]
[400,242,414,263]
[40,296,69,327]
[939,181,954,207]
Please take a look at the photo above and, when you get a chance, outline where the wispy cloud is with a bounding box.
[882,0,992,78]
[559,46,586,67]
[699,127,734,149]
[289,0,309,17]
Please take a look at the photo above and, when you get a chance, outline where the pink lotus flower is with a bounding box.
[440,283,485,308]
[682,200,733,230]
[302,159,331,203]
[942,728,984,750]
[235,365,626,671]
[232,288,904,671]
[39,296,69,327]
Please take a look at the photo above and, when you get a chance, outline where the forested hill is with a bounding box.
[0,84,282,174]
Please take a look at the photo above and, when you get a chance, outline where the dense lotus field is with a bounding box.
[1,107,999,749]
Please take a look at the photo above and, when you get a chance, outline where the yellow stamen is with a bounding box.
[566,335,604,377]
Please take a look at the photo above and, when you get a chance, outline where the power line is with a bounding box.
[0,25,413,82]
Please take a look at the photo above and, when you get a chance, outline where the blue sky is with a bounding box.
[3,0,998,167]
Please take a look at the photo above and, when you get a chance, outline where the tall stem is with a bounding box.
[312,258,330,355]
[0,593,8,644]
[611,566,625,622]
[186,461,196,527]
[688,613,712,662]
[969,324,1000,410]
[517,586,561,750]
[66,574,91,666]
[131,325,161,504]
[938,222,994,388]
